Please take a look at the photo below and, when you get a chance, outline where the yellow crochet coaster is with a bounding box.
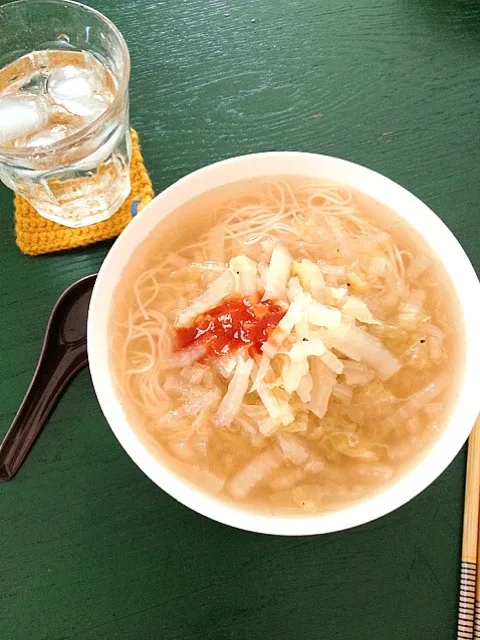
[14,129,154,256]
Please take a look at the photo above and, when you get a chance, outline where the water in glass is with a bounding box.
[0,47,131,227]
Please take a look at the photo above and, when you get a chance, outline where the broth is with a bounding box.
[109,177,463,516]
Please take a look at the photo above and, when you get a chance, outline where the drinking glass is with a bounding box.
[0,0,131,227]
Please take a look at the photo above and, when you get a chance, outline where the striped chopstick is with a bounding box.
[457,416,480,640]
[475,554,480,640]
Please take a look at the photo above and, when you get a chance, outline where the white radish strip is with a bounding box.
[250,352,271,391]
[282,339,326,395]
[257,382,281,421]
[341,361,375,385]
[296,371,313,403]
[163,375,185,394]
[384,375,448,430]
[332,382,353,404]
[180,363,207,384]
[320,348,344,375]
[429,337,443,363]
[332,324,400,380]
[257,385,294,427]
[161,344,206,369]
[288,340,326,360]
[214,358,254,427]
[262,244,292,301]
[304,457,325,474]
[294,312,310,341]
[175,270,235,328]
[175,461,225,493]
[215,355,237,379]
[308,358,335,419]
[282,358,309,394]
[307,301,342,328]
[268,468,303,491]
[184,388,220,415]
[262,296,308,358]
[229,255,258,297]
[287,276,303,302]
[228,448,283,499]
[257,262,268,288]
[277,400,295,426]
[276,433,310,465]
[208,226,225,263]
[251,359,295,429]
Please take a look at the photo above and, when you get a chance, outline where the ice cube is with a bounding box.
[24,123,69,147]
[19,71,48,96]
[0,94,48,144]
[47,65,109,119]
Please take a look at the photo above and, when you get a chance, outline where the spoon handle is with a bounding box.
[0,344,87,481]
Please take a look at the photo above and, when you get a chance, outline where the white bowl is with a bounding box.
[87,152,480,535]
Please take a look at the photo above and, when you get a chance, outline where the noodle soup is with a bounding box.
[109,177,462,516]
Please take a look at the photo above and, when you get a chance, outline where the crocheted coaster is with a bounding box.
[14,129,154,255]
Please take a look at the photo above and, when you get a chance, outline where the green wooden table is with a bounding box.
[1,1,479,638]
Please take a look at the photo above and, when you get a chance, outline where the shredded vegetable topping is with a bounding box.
[114,179,456,516]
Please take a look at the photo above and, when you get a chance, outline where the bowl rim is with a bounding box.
[87,151,480,535]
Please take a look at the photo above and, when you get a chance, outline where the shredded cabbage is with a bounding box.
[256,382,295,430]
[166,234,447,474]
[292,259,325,299]
[341,296,380,325]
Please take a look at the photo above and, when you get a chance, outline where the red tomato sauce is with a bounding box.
[176,298,286,358]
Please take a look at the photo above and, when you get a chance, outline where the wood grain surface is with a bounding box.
[0,1,479,638]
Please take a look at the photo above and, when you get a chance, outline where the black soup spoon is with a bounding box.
[0,274,97,481]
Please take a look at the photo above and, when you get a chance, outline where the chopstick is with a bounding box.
[475,551,480,640]
[457,416,480,640]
